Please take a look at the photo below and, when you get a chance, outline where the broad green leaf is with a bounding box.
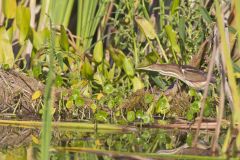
[170,0,179,16]
[199,7,212,24]
[32,90,42,100]
[32,64,42,78]
[2,0,16,19]
[107,99,115,109]
[127,111,136,122]
[108,46,125,67]
[93,40,103,63]
[122,57,135,77]
[32,28,50,50]
[155,95,170,114]
[144,93,154,104]
[0,27,14,67]
[95,110,109,122]
[190,101,200,112]
[107,63,115,81]
[165,25,180,53]
[103,84,114,94]
[142,114,152,123]
[135,17,157,40]
[136,110,144,119]
[93,72,105,85]
[60,25,69,51]
[75,97,85,107]
[131,77,144,92]
[81,58,93,79]
[139,52,158,66]
[90,103,97,113]
[16,6,30,44]
[55,75,63,87]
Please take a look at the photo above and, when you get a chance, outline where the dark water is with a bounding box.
[0,125,225,160]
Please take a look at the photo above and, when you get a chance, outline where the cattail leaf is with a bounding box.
[2,0,16,19]
[16,6,30,44]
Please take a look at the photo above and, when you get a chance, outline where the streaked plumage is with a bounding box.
[138,64,214,89]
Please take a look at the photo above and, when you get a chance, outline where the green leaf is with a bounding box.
[55,75,63,87]
[186,133,193,146]
[95,110,109,122]
[93,40,103,63]
[32,64,42,78]
[103,84,114,94]
[0,27,14,67]
[107,63,115,81]
[60,25,69,51]
[178,17,185,41]
[139,52,159,66]
[131,77,144,92]
[2,0,16,19]
[81,58,93,79]
[190,101,200,112]
[135,17,157,40]
[127,111,136,122]
[122,57,135,77]
[170,0,179,16]
[136,110,144,119]
[90,103,97,113]
[7,26,13,42]
[107,99,115,109]
[32,28,50,50]
[188,89,197,97]
[203,99,212,117]
[144,93,154,104]
[155,95,170,114]
[16,6,30,44]
[142,114,151,124]
[199,7,212,24]
[75,97,85,107]
[165,25,180,53]
[108,46,125,67]
[93,72,105,85]
[186,110,194,121]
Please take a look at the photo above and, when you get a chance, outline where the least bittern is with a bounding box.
[138,64,215,89]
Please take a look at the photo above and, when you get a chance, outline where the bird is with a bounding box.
[137,64,215,90]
